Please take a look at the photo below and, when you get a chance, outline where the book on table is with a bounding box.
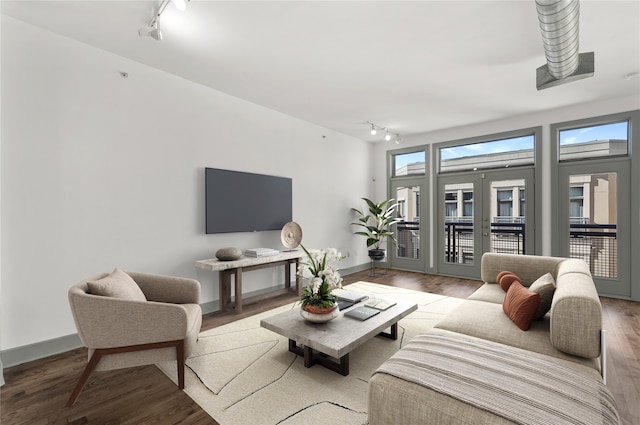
[364,298,397,311]
[332,289,369,303]
[244,248,279,257]
[344,306,380,321]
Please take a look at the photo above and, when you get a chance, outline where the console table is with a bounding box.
[195,250,304,314]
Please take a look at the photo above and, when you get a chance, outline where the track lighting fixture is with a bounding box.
[138,0,190,41]
[366,121,401,144]
[172,0,189,12]
[138,18,162,41]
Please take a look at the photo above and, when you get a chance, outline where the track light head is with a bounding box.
[138,19,162,41]
[367,121,401,143]
[138,16,162,41]
[139,0,189,41]
[172,0,189,11]
[150,26,163,41]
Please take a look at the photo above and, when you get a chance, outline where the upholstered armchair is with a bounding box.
[66,269,202,407]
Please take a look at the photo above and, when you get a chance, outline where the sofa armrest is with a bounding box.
[128,272,201,304]
[69,292,191,349]
[550,271,602,358]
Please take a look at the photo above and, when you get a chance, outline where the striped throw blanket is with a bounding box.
[375,332,620,425]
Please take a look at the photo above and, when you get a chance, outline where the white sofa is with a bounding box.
[369,253,620,425]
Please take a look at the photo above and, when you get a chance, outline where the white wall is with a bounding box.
[0,17,372,352]
[372,94,639,265]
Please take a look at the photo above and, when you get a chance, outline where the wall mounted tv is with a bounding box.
[205,167,292,234]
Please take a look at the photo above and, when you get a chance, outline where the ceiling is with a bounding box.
[2,1,639,142]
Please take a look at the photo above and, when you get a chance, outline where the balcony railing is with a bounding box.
[444,220,526,264]
[396,221,420,259]
[569,223,617,278]
[443,220,617,277]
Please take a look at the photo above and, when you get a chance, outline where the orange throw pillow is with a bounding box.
[496,271,512,283]
[498,272,522,292]
[503,282,541,331]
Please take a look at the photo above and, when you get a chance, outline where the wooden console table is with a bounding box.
[195,250,304,314]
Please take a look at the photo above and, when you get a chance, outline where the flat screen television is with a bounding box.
[205,167,292,234]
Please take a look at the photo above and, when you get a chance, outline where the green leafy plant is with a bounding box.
[351,197,400,250]
[297,244,344,309]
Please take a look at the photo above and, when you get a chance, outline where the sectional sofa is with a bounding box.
[369,253,620,425]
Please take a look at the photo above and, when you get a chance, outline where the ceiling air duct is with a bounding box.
[535,0,594,90]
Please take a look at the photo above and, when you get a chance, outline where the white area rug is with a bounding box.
[157,281,465,425]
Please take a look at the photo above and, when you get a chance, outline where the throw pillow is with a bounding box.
[503,281,541,331]
[87,268,147,302]
[529,272,556,320]
[496,270,512,284]
[498,272,522,292]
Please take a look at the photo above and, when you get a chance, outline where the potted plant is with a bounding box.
[297,244,344,322]
[351,197,399,261]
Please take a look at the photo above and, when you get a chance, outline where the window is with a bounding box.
[397,200,406,219]
[559,121,628,161]
[444,190,473,222]
[445,192,457,220]
[519,189,526,218]
[463,191,473,219]
[551,110,637,298]
[439,134,534,173]
[569,186,585,223]
[393,151,426,176]
[497,190,513,218]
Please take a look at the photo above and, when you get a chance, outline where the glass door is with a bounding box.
[439,175,480,278]
[390,178,426,271]
[558,161,631,297]
[438,169,534,279]
[482,169,535,256]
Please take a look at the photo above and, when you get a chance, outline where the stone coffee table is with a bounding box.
[260,300,417,376]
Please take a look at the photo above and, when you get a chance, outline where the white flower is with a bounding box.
[298,245,344,303]
[311,276,322,294]
[326,248,342,262]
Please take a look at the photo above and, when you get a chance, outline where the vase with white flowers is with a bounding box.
[297,244,344,322]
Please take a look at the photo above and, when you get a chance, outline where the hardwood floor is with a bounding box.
[2,268,638,425]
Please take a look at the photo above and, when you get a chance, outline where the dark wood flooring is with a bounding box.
[1,269,638,425]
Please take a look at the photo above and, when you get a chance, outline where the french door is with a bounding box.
[390,178,426,272]
[438,168,535,279]
[557,160,631,297]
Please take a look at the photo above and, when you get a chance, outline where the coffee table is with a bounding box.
[260,300,417,376]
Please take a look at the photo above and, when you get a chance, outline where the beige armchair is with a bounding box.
[66,269,202,407]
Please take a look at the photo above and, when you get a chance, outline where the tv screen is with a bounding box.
[205,168,292,234]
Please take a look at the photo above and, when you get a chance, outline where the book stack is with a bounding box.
[364,298,397,311]
[244,248,279,258]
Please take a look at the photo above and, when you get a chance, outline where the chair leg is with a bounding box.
[66,340,185,407]
[66,349,103,407]
[176,340,185,390]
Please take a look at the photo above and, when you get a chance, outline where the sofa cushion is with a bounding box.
[529,273,556,320]
[503,282,540,331]
[466,283,505,304]
[498,272,521,292]
[435,300,600,371]
[87,268,147,302]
